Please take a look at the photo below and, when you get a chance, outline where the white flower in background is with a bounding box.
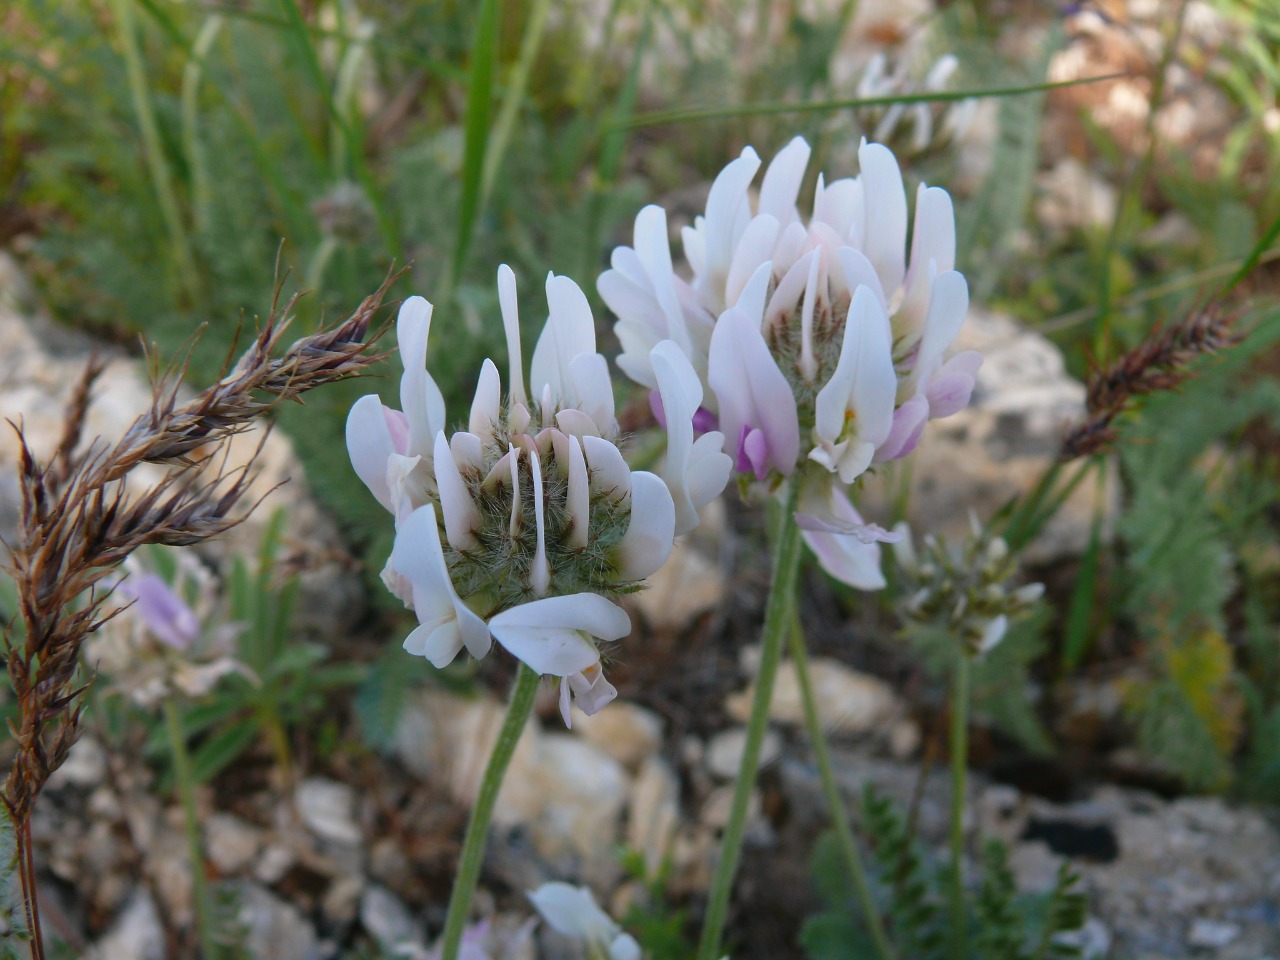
[347,267,730,726]
[87,554,249,709]
[527,883,641,960]
[599,136,980,589]
[855,53,976,157]
[417,916,537,960]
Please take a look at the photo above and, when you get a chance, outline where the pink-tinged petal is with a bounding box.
[649,389,667,430]
[813,285,896,480]
[634,205,693,357]
[391,505,491,665]
[743,428,770,482]
[565,435,590,548]
[582,436,632,503]
[433,432,480,551]
[856,141,908,296]
[397,296,446,458]
[469,358,502,437]
[766,249,816,326]
[908,270,969,396]
[813,176,860,240]
[654,339,730,534]
[701,147,763,285]
[119,574,199,649]
[346,394,397,512]
[707,307,800,477]
[734,260,774,326]
[900,185,958,334]
[725,214,780,308]
[692,407,719,433]
[383,408,409,455]
[490,595,630,676]
[498,264,528,406]
[618,471,676,580]
[798,488,887,590]
[836,247,888,313]
[758,136,811,226]
[555,407,602,439]
[876,395,930,461]
[563,662,618,725]
[926,351,982,419]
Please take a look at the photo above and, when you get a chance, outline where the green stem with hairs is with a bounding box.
[696,482,803,960]
[163,700,216,960]
[439,664,540,960]
[789,614,897,960]
[948,652,972,960]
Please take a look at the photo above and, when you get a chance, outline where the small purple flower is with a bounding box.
[116,574,199,650]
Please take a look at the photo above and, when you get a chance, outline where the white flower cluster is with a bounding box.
[346,267,730,726]
[599,136,980,589]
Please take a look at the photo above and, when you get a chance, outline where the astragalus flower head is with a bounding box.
[599,136,980,589]
[347,267,728,725]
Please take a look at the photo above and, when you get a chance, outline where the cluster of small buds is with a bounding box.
[599,136,979,590]
[347,267,730,726]
[892,517,1045,657]
[87,554,248,709]
[854,53,976,159]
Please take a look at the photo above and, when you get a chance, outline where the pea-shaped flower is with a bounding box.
[347,267,730,725]
[598,137,980,590]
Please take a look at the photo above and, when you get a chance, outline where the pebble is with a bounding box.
[295,777,362,847]
[626,757,681,873]
[1187,918,1242,950]
[706,728,782,780]
[726,657,900,736]
[573,702,664,772]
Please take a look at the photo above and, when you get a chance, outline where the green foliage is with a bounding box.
[617,848,697,960]
[803,789,1087,960]
[0,806,30,956]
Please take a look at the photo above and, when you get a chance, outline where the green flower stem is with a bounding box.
[788,615,897,960]
[439,664,540,960]
[162,700,216,960]
[696,481,803,960]
[948,652,972,960]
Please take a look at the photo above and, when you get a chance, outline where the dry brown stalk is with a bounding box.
[1,270,398,955]
[1060,303,1241,460]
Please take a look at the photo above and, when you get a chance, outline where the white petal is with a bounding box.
[450,430,485,472]
[836,247,888,312]
[758,136,811,226]
[653,341,729,534]
[610,934,643,960]
[910,270,969,394]
[799,489,886,591]
[346,394,396,512]
[498,264,527,405]
[491,594,630,676]
[635,204,692,356]
[397,296,446,458]
[433,432,480,551]
[725,214,780,308]
[566,434,589,548]
[529,445,550,595]
[469,358,502,437]
[582,435,632,503]
[533,274,598,404]
[856,141,908,296]
[617,471,676,580]
[391,505,491,665]
[568,352,617,434]
[528,883,616,942]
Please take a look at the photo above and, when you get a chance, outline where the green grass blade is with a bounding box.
[481,0,552,208]
[1062,504,1105,670]
[448,0,502,295]
[1223,209,1280,294]
[620,72,1124,128]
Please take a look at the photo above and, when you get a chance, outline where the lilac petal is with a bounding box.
[926,351,983,419]
[649,389,667,430]
[800,489,888,590]
[692,407,719,433]
[707,307,800,477]
[876,395,930,461]
[122,574,199,650]
[744,428,770,482]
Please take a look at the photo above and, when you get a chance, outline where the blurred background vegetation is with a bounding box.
[3,0,1280,804]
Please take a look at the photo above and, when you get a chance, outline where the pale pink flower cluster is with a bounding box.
[598,137,980,589]
[346,267,730,726]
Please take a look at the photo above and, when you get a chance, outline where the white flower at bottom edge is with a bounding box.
[527,883,641,960]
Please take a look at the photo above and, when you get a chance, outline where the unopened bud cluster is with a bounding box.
[893,518,1043,657]
[855,53,976,158]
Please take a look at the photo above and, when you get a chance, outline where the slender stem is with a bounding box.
[948,652,972,960]
[696,482,804,960]
[439,664,540,960]
[788,615,897,960]
[17,815,44,960]
[163,700,216,960]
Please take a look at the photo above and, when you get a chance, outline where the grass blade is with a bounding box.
[481,0,552,208]
[448,0,502,295]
